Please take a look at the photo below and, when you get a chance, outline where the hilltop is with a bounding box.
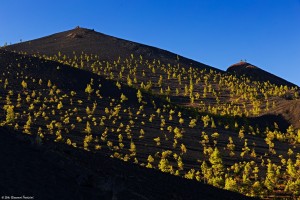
[5,27,298,89]
[4,26,219,72]
[227,61,297,87]
[5,27,299,128]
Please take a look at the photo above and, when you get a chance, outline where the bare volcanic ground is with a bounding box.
[0,127,253,200]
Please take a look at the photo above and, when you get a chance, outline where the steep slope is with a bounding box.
[4,26,220,72]
[227,61,297,87]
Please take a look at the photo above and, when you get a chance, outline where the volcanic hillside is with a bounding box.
[1,27,300,199]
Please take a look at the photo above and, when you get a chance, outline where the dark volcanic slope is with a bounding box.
[4,27,220,72]
[0,49,138,99]
[0,128,253,200]
[227,61,297,87]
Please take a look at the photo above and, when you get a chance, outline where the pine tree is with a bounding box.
[224,176,238,192]
[85,84,94,99]
[84,121,92,134]
[57,101,63,110]
[146,155,154,168]
[129,141,136,156]
[211,117,216,128]
[4,105,15,124]
[209,147,224,188]
[158,158,171,173]
[21,80,27,90]
[264,160,276,192]
[136,90,143,103]
[23,115,32,134]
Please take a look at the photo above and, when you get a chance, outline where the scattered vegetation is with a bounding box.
[0,49,300,198]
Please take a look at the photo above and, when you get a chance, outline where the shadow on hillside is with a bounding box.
[213,113,290,134]
[0,127,253,200]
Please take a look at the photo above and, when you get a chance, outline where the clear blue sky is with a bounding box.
[1,0,299,86]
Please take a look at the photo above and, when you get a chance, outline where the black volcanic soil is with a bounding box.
[227,61,297,87]
[0,127,253,200]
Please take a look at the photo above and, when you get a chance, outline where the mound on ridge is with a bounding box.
[227,61,297,87]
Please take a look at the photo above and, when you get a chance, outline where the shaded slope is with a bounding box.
[0,127,253,200]
[227,61,297,87]
[0,49,141,101]
[267,99,300,129]
[4,27,220,72]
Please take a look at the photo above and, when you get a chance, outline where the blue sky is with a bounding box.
[1,0,299,86]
